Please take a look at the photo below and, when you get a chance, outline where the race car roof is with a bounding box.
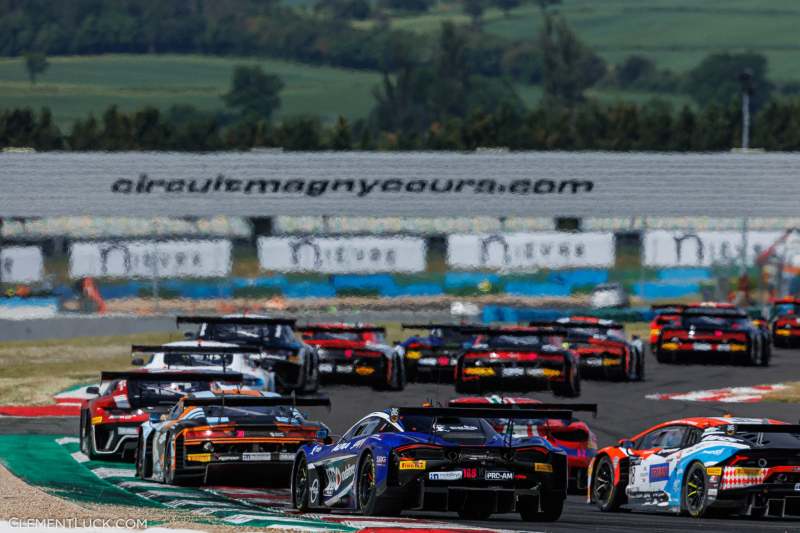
[401,323,476,330]
[182,395,331,407]
[177,316,297,326]
[529,320,624,330]
[395,406,573,420]
[677,307,747,318]
[719,423,800,433]
[131,345,263,354]
[459,326,570,337]
[100,370,244,382]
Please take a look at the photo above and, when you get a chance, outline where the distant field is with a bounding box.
[371,0,800,83]
[0,54,382,128]
[0,53,692,130]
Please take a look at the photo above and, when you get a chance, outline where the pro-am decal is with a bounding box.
[485,471,513,481]
[649,463,669,483]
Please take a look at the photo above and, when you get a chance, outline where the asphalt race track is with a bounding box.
[3,347,800,532]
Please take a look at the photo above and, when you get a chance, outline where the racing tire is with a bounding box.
[553,365,580,398]
[682,462,710,518]
[292,455,311,511]
[635,350,645,381]
[303,353,320,394]
[519,491,564,522]
[163,434,175,485]
[79,410,99,460]
[592,456,623,512]
[135,432,144,478]
[655,348,672,364]
[760,341,771,367]
[356,452,402,516]
[454,378,480,394]
[390,356,406,391]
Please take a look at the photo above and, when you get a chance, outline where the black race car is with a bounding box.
[653,304,770,366]
[399,323,476,383]
[178,315,320,394]
[454,326,581,397]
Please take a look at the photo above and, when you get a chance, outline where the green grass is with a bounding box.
[0,54,383,128]
[375,0,800,83]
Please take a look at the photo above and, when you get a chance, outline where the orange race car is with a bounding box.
[770,296,800,347]
[135,392,331,485]
[588,416,800,518]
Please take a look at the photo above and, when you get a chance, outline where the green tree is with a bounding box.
[329,116,353,150]
[223,65,285,120]
[685,53,773,109]
[24,51,49,85]
[462,0,487,28]
[539,14,606,105]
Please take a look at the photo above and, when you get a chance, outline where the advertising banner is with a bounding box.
[0,246,44,283]
[643,230,783,267]
[447,232,615,270]
[258,236,426,273]
[69,240,232,279]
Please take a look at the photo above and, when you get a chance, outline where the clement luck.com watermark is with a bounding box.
[6,518,148,529]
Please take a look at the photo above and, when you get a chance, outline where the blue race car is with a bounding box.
[290,406,569,521]
[399,324,476,383]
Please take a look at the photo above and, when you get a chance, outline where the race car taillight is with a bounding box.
[513,445,549,461]
[395,443,445,461]
[184,428,237,440]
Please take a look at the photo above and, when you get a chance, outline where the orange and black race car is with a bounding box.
[652,303,770,366]
[530,317,644,381]
[298,323,405,390]
[648,304,686,351]
[136,393,331,485]
[79,369,243,461]
[770,297,800,347]
[454,326,581,397]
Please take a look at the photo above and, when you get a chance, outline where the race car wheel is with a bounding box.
[519,491,564,522]
[553,365,580,397]
[390,356,406,391]
[303,353,320,394]
[357,452,401,516]
[79,411,98,460]
[164,434,176,485]
[292,455,311,511]
[655,348,672,364]
[761,341,771,367]
[592,456,622,512]
[634,350,645,381]
[683,462,710,518]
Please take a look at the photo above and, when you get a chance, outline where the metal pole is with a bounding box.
[638,218,646,304]
[742,91,750,150]
[740,218,748,275]
[151,241,160,312]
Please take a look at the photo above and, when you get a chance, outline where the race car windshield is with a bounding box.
[486,335,547,348]
[775,303,799,316]
[130,380,212,406]
[206,324,291,344]
[163,353,234,367]
[399,415,496,444]
[431,328,470,343]
[682,314,749,329]
[198,404,303,423]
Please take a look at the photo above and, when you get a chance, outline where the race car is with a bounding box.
[79,369,242,461]
[652,304,770,366]
[399,323,476,383]
[770,297,800,347]
[531,317,644,381]
[648,304,686,351]
[588,417,800,518]
[298,323,405,391]
[291,406,569,521]
[136,393,331,485]
[448,396,598,493]
[454,326,581,397]
[132,343,273,390]
[177,315,320,394]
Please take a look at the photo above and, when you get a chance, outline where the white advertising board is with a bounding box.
[258,237,426,273]
[643,231,783,267]
[69,240,232,278]
[447,232,615,270]
[0,246,44,283]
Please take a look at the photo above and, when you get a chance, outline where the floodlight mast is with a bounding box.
[739,69,753,151]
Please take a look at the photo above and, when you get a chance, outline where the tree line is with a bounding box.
[7,97,800,152]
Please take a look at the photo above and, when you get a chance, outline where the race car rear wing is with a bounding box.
[297,325,387,334]
[182,396,331,408]
[678,308,748,318]
[394,406,574,420]
[177,316,297,327]
[401,323,476,330]
[131,345,263,355]
[458,326,571,337]
[651,304,688,311]
[720,423,800,434]
[447,400,598,417]
[528,320,624,330]
[100,370,244,383]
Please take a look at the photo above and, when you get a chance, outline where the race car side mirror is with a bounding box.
[618,439,635,449]
[131,357,145,366]
[184,331,196,339]
[324,436,334,445]
[85,386,100,395]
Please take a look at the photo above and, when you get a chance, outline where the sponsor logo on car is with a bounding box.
[399,460,426,470]
[429,471,463,481]
[649,463,669,482]
[485,471,513,481]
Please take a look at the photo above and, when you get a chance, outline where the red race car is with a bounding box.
[648,304,686,351]
[531,317,644,381]
[771,296,800,347]
[588,416,800,518]
[298,323,405,390]
[449,396,598,493]
[79,368,243,461]
[454,326,581,397]
[652,303,770,366]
